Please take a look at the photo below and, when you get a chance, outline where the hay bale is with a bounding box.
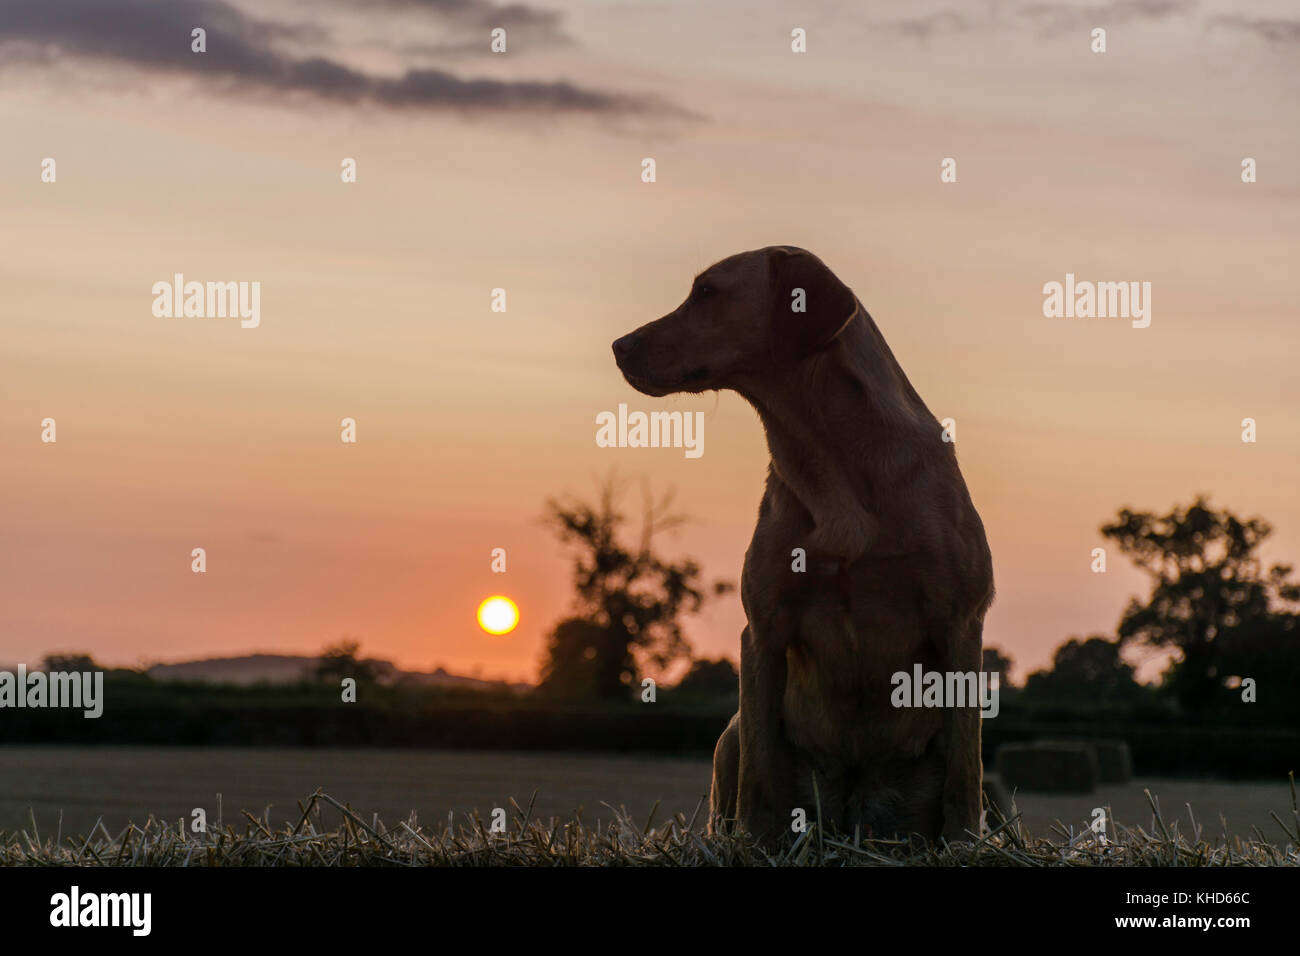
[1031,738,1133,783]
[1089,739,1133,783]
[995,741,1098,793]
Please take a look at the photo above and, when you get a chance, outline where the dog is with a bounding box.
[612,246,994,845]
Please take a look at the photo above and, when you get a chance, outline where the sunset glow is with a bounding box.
[1,0,1297,688]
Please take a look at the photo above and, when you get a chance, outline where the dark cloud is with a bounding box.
[1208,15,1300,44]
[0,0,679,116]
[373,69,623,110]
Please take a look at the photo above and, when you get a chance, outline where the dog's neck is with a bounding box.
[734,304,940,561]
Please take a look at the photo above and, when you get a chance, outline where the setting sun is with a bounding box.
[476,596,519,636]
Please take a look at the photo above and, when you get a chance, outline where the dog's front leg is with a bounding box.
[708,712,740,832]
[735,622,796,846]
[939,617,984,842]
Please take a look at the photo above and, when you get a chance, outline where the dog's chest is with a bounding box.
[743,479,941,767]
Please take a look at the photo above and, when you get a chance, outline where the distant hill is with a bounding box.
[145,653,530,692]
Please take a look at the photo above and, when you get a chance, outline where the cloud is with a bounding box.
[1208,15,1300,44]
[871,10,975,40]
[366,0,576,55]
[376,0,570,33]
[0,0,680,116]
[872,0,1195,40]
[1017,0,1196,35]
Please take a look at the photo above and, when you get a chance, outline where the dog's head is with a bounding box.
[612,245,859,397]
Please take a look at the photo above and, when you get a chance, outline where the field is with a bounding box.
[2,745,1297,863]
[1,745,714,837]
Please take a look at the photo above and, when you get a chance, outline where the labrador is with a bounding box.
[612,246,994,845]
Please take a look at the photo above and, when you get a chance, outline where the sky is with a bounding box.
[2,0,1298,683]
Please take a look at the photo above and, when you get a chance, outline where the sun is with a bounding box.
[476,595,519,635]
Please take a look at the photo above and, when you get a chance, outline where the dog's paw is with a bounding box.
[941,806,982,845]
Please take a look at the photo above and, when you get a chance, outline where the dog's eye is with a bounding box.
[693,283,717,300]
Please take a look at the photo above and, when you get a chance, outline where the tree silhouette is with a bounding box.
[40,653,100,673]
[314,639,380,685]
[1101,497,1300,713]
[674,657,739,699]
[1021,635,1143,702]
[981,646,1016,691]
[1213,611,1300,718]
[538,477,733,701]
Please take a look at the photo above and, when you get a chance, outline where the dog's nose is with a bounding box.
[612,332,640,362]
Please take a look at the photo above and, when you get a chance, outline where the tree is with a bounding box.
[41,653,100,673]
[674,657,739,698]
[981,646,1016,691]
[1021,635,1143,702]
[538,477,733,701]
[1213,611,1300,718]
[314,639,381,685]
[1100,497,1300,713]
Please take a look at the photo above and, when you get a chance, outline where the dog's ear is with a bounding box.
[767,246,858,359]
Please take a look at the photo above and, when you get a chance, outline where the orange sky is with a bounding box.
[2,0,1298,683]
